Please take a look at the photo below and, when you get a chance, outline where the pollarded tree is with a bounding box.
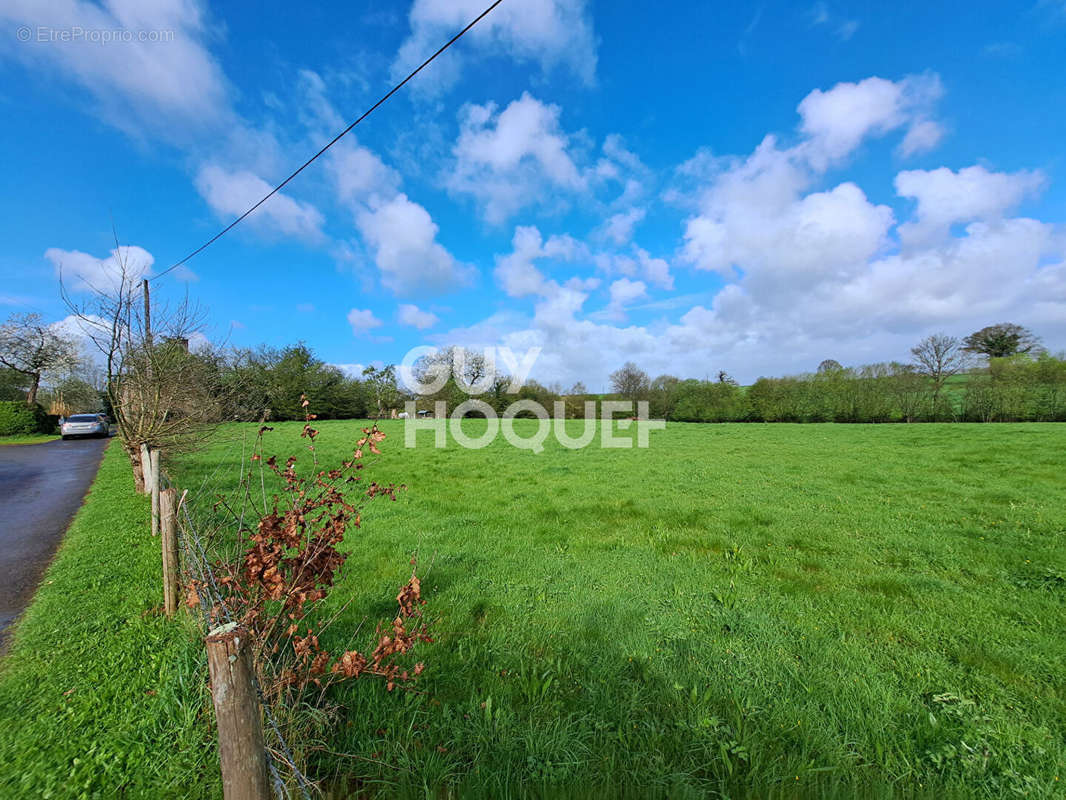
[609,362,650,402]
[0,313,80,405]
[60,244,223,492]
[962,323,1041,359]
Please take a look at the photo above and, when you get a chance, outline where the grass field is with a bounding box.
[171,420,1066,799]
[0,433,59,445]
[0,440,220,799]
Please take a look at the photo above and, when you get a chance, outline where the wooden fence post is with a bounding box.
[140,443,154,495]
[160,488,180,617]
[149,447,160,537]
[206,623,271,800]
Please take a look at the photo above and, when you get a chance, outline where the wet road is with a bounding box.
[0,436,109,645]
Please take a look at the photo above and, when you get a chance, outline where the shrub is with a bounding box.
[0,401,53,435]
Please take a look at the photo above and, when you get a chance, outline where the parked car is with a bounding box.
[60,413,110,440]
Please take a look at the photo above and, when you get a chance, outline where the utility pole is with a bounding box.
[142,278,152,353]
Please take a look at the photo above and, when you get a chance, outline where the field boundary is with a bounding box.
[158,468,313,800]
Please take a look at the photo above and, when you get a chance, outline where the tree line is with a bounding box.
[0,336,391,422]
[3,310,1063,440]
[610,324,1066,423]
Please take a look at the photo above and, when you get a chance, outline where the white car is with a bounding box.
[60,413,110,440]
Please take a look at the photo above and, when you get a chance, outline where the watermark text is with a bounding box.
[16,25,175,44]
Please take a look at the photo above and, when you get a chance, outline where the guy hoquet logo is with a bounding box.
[397,346,665,451]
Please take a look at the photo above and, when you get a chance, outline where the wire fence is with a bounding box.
[159,469,312,800]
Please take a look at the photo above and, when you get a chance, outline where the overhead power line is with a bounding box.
[153,0,505,282]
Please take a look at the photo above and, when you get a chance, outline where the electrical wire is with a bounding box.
[152,0,505,282]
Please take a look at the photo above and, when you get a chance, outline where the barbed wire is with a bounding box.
[161,470,312,800]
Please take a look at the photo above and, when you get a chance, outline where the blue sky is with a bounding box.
[1,0,1064,389]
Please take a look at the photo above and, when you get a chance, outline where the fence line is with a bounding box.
[158,468,312,800]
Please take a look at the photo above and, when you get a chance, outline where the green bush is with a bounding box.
[0,401,53,435]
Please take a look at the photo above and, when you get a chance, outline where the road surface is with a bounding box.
[0,436,109,648]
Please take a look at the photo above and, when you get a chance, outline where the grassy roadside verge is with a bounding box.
[0,439,220,799]
[0,433,59,445]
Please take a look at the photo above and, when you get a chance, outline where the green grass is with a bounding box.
[0,439,220,799]
[171,420,1066,799]
[0,433,59,445]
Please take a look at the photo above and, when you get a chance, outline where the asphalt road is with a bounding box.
[0,436,109,647]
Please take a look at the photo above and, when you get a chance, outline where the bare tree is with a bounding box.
[0,313,80,405]
[911,333,967,412]
[60,243,220,491]
[412,346,494,391]
[609,362,650,402]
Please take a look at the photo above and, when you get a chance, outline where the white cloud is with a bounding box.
[809,2,830,25]
[680,75,949,294]
[593,248,674,291]
[837,20,860,40]
[397,303,440,330]
[601,277,648,320]
[427,74,1065,390]
[187,330,211,352]
[294,70,403,209]
[593,251,637,279]
[895,165,1045,248]
[330,140,402,208]
[169,265,199,282]
[496,226,552,298]
[194,165,325,240]
[50,312,110,346]
[797,74,944,168]
[898,118,943,157]
[808,4,859,43]
[347,308,383,334]
[435,214,1066,388]
[494,225,595,299]
[822,218,1063,335]
[664,99,1065,379]
[597,208,646,245]
[45,245,155,292]
[0,0,230,140]
[355,194,476,296]
[391,0,597,95]
[331,362,370,377]
[681,136,894,293]
[292,69,469,299]
[0,13,330,260]
[445,98,647,228]
[448,93,586,224]
[634,248,674,291]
